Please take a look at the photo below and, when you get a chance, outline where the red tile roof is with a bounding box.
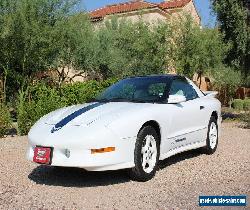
[90,1,156,19]
[90,0,191,20]
[158,0,191,10]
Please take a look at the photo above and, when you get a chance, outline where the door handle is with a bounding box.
[200,106,205,110]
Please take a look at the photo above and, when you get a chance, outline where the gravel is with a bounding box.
[0,122,249,210]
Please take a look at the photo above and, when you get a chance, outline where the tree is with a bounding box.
[112,20,171,77]
[208,66,242,105]
[173,16,229,83]
[0,0,80,102]
[77,18,171,80]
[51,13,94,88]
[212,0,250,76]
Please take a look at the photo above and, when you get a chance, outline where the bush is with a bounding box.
[239,112,250,128]
[243,99,250,111]
[61,78,118,106]
[232,99,250,111]
[17,84,67,135]
[61,81,102,105]
[17,79,117,135]
[209,66,242,106]
[0,104,12,137]
[232,99,244,110]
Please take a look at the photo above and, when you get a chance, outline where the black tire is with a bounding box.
[127,126,160,182]
[204,116,218,155]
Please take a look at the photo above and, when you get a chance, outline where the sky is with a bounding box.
[80,0,217,27]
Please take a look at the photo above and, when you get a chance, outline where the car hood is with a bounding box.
[43,102,150,127]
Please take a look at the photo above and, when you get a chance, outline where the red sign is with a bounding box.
[33,147,51,164]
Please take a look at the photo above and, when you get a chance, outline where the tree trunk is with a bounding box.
[197,72,202,89]
[1,66,8,104]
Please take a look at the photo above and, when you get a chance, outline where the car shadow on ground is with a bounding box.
[222,112,239,121]
[28,166,130,187]
[158,148,203,170]
[28,149,204,187]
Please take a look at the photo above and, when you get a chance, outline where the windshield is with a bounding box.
[95,77,170,103]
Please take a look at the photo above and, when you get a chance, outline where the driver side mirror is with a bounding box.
[168,95,186,104]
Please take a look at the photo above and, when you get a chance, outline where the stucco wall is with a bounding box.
[161,0,201,25]
[92,9,169,29]
[182,0,201,25]
[57,66,88,83]
[110,9,169,24]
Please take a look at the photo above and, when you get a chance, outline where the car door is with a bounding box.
[167,77,207,150]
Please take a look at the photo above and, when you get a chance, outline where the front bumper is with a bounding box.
[27,142,135,171]
[27,123,136,171]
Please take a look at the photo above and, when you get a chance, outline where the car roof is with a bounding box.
[126,74,184,81]
[122,74,205,98]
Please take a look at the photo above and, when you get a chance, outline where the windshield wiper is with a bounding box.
[129,99,148,103]
[91,98,130,102]
[90,98,109,103]
[107,98,130,102]
[110,98,154,103]
[93,98,156,103]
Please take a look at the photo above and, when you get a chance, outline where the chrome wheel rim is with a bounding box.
[141,135,157,173]
[209,122,217,149]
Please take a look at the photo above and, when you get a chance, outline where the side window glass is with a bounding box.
[148,83,166,98]
[107,84,135,99]
[169,79,198,101]
[169,80,185,96]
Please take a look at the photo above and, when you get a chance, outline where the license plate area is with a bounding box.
[33,146,53,164]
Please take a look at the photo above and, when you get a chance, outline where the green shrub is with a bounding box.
[17,84,67,135]
[232,99,244,110]
[243,99,250,111]
[61,78,118,105]
[209,67,242,106]
[61,81,101,105]
[16,79,118,135]
[0,104,12,137]
[239,112,250,128]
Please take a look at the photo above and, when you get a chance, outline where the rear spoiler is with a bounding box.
[203,91,218,98]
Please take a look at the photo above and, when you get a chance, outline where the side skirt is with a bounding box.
[159,140,206,161]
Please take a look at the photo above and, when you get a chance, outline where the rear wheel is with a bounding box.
[204,116,218,154]
[128,126,160,182]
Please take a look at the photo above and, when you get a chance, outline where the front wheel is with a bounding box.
[204,116,218,154]
[127,126,160,182]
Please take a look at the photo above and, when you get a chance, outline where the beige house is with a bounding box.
[90,0,200,25]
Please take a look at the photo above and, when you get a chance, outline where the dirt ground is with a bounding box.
[0,122,249,210]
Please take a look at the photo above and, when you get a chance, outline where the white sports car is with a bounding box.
[27,75,221,181]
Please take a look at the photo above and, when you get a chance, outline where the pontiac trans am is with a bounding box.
[27,75,221,181]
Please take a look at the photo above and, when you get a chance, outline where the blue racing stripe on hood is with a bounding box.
[51,103,105,133]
